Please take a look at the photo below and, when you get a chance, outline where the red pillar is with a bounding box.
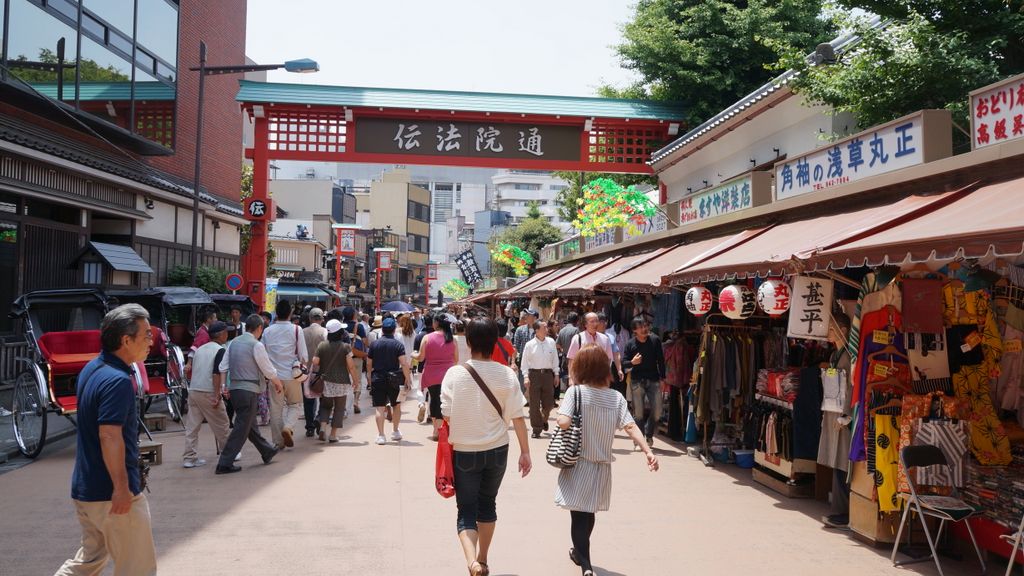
[244,116,270,309]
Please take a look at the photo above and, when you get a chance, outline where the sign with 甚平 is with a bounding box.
[355,118,582,162]
[774,110,952,200]
[970,72,1024,149]
[678,172,772,226]
[787,276,834,341]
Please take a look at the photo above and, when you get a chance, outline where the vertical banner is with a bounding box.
[336,228,356,256]
[378,251,392,271]
[264,278,279,314]
[787,276,833,341]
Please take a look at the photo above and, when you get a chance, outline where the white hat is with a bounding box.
[325,319,344,334]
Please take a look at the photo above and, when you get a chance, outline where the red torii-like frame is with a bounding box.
[238,81,684,308]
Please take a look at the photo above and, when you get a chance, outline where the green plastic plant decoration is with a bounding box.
[572,177,656,237]
[491,243,534,276]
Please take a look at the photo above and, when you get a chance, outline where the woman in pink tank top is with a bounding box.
[417,314,458,440]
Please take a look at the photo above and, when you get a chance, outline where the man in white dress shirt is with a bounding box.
[520,320,559,438]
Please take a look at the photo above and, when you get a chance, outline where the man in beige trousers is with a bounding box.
[182,321,231,468]
[55,304,157,576]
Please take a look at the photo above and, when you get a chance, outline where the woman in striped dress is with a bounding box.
[555,345,658,576]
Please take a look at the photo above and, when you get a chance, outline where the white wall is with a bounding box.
[270,180,334,219]
[659,96,856,203]
[136,198,177,242]
[175,206,193,245]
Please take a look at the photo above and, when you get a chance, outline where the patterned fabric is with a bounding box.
[846,270,898,363]
[874,413,902,512]
[897,395,934,494]
[850,306,904,463]
[943,284,1011,465]
[912,419,969,488]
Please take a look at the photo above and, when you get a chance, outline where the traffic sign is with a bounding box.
[225,273,244,292]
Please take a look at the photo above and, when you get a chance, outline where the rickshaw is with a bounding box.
[107,286,215,422]
[8,289,112,458]
[210,293,257,339]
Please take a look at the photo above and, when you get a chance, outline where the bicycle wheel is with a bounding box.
[12,370,47,458]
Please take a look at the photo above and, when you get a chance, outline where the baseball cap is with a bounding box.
[382,317,397,330]
[208,321,228,337]
[309,307,324,320]
[325,319,343,334]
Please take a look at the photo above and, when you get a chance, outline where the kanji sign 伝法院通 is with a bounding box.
[786,276,833,341]
[774,111,951,201]
[678,172,772,226]
[355,119,582,162]
[970,72,1024,149]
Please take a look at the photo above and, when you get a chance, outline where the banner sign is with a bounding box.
[377,251,392,271]
[264,278,279,314]
[584,229,617,251]
[787,276,833,341]
[624,210,668,241]
[678,172,772,226]
[355,118,582,162]
[774,110,951,200]
[455,250,483,285]
[970,72,1024,149]
[335,227,357,256]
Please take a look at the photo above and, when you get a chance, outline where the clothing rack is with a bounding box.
[755,392,794,410]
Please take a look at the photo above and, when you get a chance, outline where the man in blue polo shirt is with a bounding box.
[55,304,157,576]
[366,317,411,445]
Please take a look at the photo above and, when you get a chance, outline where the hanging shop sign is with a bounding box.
[774,110,952,201]
[623,210,668,241]
[264,278,279,314]
[787,276,834,341]
[970,72,1024,150]
[376,249,393,271]
[454,249,483,285]
[355,118,582,162]
[756,279,791,316]
[426,262,438,280]
[719,285,756,320]
[684,286,714,316]
[678,172,772,227]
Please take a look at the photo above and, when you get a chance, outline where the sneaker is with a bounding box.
[182,458,207,469]
[262,447,279,465]
[417,403,426,423]
[305,429,315,438]
[282,428,294,448]
[328,436,339,443]
[391,430,403,442]
[531,431,541,439]
[234,451,243,462]
[375,435,387,445]
[823,514,850,530]
[354,406,362,415]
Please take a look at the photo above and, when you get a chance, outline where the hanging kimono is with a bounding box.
[943,283,1011,466]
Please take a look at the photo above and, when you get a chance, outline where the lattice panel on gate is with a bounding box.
[267,109,348,155]
[587,121,665,167]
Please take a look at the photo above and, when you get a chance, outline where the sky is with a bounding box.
[245,0,642,98]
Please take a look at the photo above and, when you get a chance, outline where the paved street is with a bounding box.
[0,402,998,576]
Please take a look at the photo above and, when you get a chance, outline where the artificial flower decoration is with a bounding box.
[442,278,471,299]
[572,177,657,237]
[491,243,534,276]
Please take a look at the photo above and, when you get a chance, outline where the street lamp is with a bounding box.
[188,41,318,288]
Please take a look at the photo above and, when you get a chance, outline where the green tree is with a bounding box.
[490,207,564,278]
[604,0,834,128]
[12,48,131,83]
[239,163,276,270]
[779,3,1024,148]
[167,265,228,294]
[525,200,543,220]
[553,171,656,227]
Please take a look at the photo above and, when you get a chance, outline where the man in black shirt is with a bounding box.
[366,318,412,445]
[622,317,666,447]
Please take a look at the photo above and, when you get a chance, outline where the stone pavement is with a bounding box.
[0,399,1004,576]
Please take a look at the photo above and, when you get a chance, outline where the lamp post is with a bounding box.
[189,41,318,287]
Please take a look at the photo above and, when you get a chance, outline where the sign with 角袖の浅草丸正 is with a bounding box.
[774,110,951,201]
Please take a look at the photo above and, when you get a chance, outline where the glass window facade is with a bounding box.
[2,0,179,150]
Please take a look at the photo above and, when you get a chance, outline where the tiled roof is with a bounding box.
[236,80,685,121]
[30,81,175,101]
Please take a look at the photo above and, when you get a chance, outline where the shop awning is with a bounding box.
[603,229,769,293]
[812,178,1024,268]
[501,264,584,298]
[670,188,972,285]
[533,257,619,297]
[275,284,333,300]
[555,248,671,296]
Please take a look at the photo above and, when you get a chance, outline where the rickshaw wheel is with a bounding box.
[12,371,47,458]
[166,391,183,422]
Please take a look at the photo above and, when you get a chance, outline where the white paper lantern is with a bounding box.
[684,286,713,316]
[757,279,792,316]
[719,285,756,320]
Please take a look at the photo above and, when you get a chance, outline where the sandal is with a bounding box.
[468,561,485,576]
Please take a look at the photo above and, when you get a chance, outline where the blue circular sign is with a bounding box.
[225,273,243,291]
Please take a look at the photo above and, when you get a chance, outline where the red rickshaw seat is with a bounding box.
[54,395,78,413]
[38,331,101,375]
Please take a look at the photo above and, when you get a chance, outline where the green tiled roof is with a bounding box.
[30,81,175,101]
[236,80,684,121]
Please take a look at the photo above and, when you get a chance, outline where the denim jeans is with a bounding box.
[630,378,663,439]
[454,444,509,533]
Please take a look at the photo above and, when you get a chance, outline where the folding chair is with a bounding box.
[1000,511,1024,576]
[890,444,986,576]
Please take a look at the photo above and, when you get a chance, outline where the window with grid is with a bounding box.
[267,110,348,154]
[587,122,664,165]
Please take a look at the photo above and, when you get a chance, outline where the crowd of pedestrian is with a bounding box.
[57,299,665,576]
